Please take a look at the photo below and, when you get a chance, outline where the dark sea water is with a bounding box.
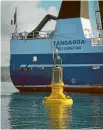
[1,82,103,129]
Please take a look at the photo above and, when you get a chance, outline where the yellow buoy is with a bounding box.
[42,51,73,105]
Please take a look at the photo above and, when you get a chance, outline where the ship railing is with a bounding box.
[84,29,94,38]
[91,30,103,46]
[92,37,103,45]
[11,30,54,40]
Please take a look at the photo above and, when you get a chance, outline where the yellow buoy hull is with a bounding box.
[43,97,73,105]
[42,59,73,106]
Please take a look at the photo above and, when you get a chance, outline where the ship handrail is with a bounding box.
[11,30,54,40]
[27,14,57,38]
[91,29,103,45]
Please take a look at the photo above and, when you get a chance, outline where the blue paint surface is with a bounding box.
[10,53,103,85]
[10,53,103,66]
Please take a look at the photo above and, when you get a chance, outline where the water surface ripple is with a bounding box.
[1,82,103,129]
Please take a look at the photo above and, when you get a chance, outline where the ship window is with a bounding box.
[25,68,27,71]
[33,56,37,62]
[27,67,30,70]
[27,67,32,70]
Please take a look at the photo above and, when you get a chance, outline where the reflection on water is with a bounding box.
[1,82,103,129]
[8,92,72,129]
[8,92,50,129]
[44,103,72,129]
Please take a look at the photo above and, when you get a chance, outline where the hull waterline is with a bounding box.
[16,86,103,94]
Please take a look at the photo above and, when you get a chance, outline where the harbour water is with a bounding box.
[1,82,103,129]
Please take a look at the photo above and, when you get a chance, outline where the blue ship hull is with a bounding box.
[10,17,103,92]
[10,53,103,85]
